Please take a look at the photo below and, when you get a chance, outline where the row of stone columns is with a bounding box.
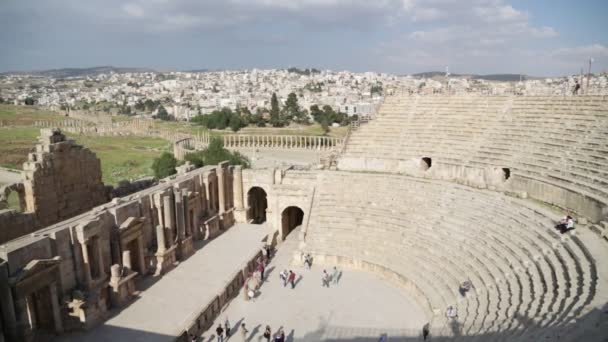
[222,135,342,150]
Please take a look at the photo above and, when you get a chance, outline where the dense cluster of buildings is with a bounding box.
[1,69,607,121]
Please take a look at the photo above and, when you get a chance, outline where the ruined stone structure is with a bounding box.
[0,129,107,244]
[1,95,608,341]
[23,129,107,226]
[0,159,238,341]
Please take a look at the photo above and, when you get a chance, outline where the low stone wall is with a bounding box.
[338,156,608,223]
[176,243,266,341]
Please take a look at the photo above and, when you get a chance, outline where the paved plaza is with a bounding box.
[199,230,428,342]
[55,224,270,342]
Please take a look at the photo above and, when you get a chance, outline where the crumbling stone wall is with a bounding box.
[0,209,37,244]
[22,128,107,227]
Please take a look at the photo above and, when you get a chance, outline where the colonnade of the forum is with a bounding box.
[222,135,342,150]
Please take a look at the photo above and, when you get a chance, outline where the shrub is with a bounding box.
[151,152,177,179]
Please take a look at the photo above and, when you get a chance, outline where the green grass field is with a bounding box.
[0,127,40,169]
[0,128,170,185]
[0,104,65,126]
[66,135,170,185]
[0,104,345,186]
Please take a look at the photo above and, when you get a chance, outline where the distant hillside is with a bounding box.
[412,71,539,82]
[1,66,157,78]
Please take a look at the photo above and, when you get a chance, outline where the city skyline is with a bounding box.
[1,0,607,76]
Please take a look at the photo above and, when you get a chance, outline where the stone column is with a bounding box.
[233,166,244,210]
[80,240,92,287]
[163,195,175,245]
[96,238,105,278]
[137,236,146,274]
[182,189,190,236]
[25,295,36,329]
[0,262,17,341]
[156,224,166,253]
[154,194,164,228]
[49,282,63,333]
[217,165,226,215]
[175,190,185,242]
[122,250,132,271]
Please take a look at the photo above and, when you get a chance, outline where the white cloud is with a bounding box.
[551,44,608,59]
[122,3,144,18]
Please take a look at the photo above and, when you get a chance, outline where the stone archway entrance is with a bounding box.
[281,206,304,240]
[247,187,268,224]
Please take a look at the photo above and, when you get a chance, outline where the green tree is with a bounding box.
[184,153,204,168]
[320,117,330,135]
[154,105,173,121]
[134,100,145,111]
[24,97,35,105]
[0,97,4,104]
[198,137,250,167]
[282,92,307,124]
[151,152,177,179]
[229,114,243,132]
[270,92,282,127]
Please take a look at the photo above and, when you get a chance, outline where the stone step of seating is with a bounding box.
[302,172,599,337]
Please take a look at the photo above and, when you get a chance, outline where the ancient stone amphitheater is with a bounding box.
[0,95,607,342]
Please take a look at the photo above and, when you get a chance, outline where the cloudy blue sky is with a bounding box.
[0,0,606,76]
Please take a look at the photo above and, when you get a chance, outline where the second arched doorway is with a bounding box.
[247,187,268,224]
[281,206,304,240]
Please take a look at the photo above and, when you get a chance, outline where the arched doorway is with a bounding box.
[247,187,268,224]
[281,206,304,240]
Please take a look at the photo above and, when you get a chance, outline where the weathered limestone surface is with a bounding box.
[0,159,238,341]
[23,128,107,226]
[338,95,608,222]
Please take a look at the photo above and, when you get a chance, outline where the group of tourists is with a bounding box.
[263,325,286,342]
[213,321,287,342]
[322,267,341,287]
[213,321,258,342]
[279,269,297,288]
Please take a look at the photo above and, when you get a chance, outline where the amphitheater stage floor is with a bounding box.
[55,223,270,342]
[234,148,320,168]
[199,230,428,342]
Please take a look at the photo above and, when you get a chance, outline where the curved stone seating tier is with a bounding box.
[301,172,599,340]
[338,95,608,221]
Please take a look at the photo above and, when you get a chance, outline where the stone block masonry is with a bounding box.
[22,128,107,227]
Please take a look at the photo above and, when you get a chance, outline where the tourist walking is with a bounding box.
[224,318,231,337]
[240,323,249,341]
[304,253,312,269]
[258,263,265,280]
[422,323,430,341]
[216,324,224,342]
[280,269,288,287]
[288,270,296,289]
[332,266,340,284]
[263,325,272,342]
[322,270,331,287]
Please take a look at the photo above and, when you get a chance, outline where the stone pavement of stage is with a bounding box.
[200,230,428,342]
[235,148,319,168]
[55,224,270,342]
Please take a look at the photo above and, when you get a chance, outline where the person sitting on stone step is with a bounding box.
[555,215,573,232]
[459,280,473,297]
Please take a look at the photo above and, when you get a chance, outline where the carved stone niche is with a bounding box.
[11,256,64,340]
[117,217,147,276]
[70,217,111,328]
